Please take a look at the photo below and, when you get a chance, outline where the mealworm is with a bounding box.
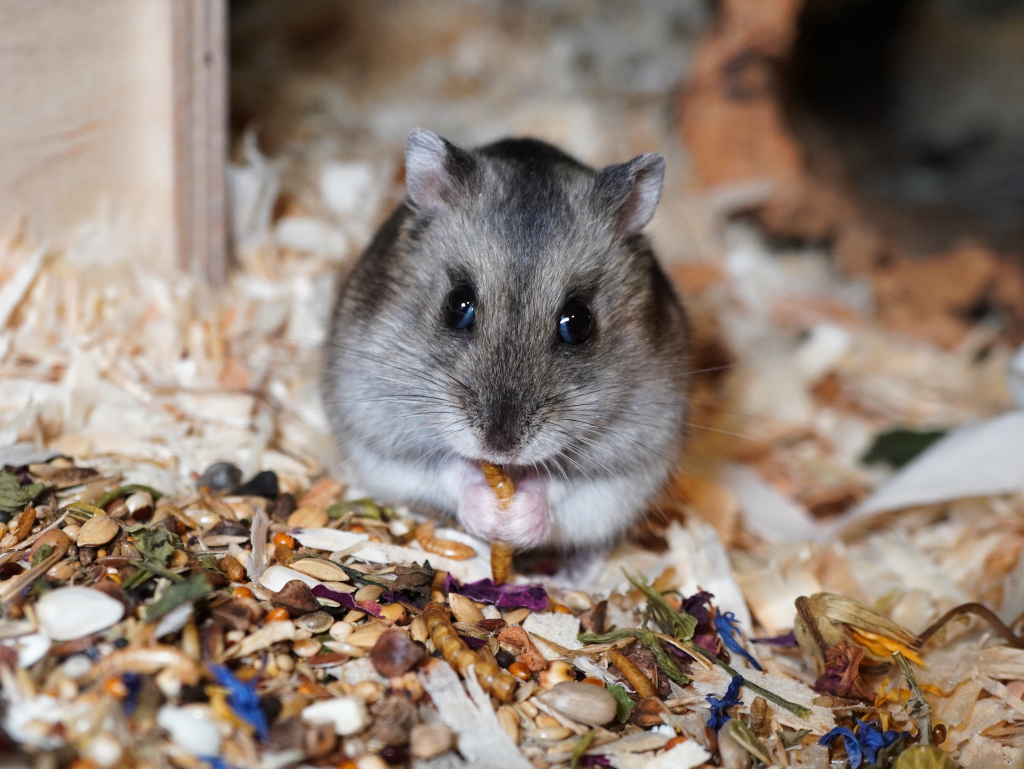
[415,521,475,560]
[490,539,514,586]
[424,601,517,701]
[608,649,656,699]
[480,462,514,510]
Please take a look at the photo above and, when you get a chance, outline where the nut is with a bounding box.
[629,696,669,727]
[76,514,120,547]
[287,505,328,529]
[379,603,407,625]
[537,660,575,690]
[369,630,425,678]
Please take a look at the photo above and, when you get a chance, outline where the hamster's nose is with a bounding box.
[480,396,529,458]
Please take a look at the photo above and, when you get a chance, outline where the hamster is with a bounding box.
[322,128,690,552]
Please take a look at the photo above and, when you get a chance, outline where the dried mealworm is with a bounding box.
[608,649,656,699]
[481,462,514,509]
[423,601,517,701]
[415,521,475,560]
[490,539,514,586]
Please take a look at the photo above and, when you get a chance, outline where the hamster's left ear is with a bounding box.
[595,153,666,237]
[405,128,476,214]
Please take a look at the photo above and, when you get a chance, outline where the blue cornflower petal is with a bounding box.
[706,674,744,731]
[819,727,864,769]
[210,664,269,742]
[856,720,909,765]
[714,611,763,671]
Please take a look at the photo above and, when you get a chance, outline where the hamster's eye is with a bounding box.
[558,299,593,344]
[443,285,476,331]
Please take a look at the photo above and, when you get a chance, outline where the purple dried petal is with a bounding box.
[693,633,719,654]
[459,634,487,649]
[312,584,381,617]
[581,756,611,766]
[445,574,548,610]
[752,631,798,647]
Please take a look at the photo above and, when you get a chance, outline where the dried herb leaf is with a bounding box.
[606,684,635,723]
[579,628,690,686]
[124,524,182,568]
[862,428,945,469]
[31,544,55,566]
[0,470,44,515]
[623,571,698,641]
[570,730,596,769]
[145,573,213,622]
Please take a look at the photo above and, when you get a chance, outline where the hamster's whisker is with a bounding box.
[326,342,472,394]
[559,416,677,467]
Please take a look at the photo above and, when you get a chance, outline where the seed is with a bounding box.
[449,593,484,624]
[496,705,520,744]
[581,677,604,686]
[232,586,254,600]
[103,677,129,698]
[378,745,408,765]
[76,514,120,547]
[169,549,190,569]
[62,524,82,540]
[289,557,348,582]
[218,555,245,581]
[293,639,323,658]
[552,604,572,615]
[266,607,290,623]
[271,579,321,616]
[538,660,575,689]
[932,724,947,744]
[36,585,125,641]
[347,623,390,649]
[410,722,455,759]
[296,611,334,634]
[354,584,386,603]
[537,681,618,726]
[535,715,560,728]
[46,561,76,582]
[272,532,295,548]
[125,491,154,519]
[304,720,337,758]
[562,591,594,611]
[666,736,686,749]
[287,505,328,529]
[379,603,407,625]
[502,608,531,625]
[31,529,71,560]
[353,680,385,703]
[629,696,669,727]
[329,621,354,641]
[526,726,571,741]
[496,649,514,668]
[408,617,428,643]
[370,630,426,678]
[509,661,532,680]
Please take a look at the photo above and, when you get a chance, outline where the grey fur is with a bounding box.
[322,129,690,550]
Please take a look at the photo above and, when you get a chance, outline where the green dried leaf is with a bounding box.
[570,731,596,769]
[606,684,635,723]
[895,652,933,744]
[578,628,690,686]
[145,573,213,622]
[726,719,773,765]
[125,524,182,568]
[328,498,381,520]
[0,471,45,515]
[94,484,164,510]
[623,570,698,641]
[862,429,945,469]
[338,562,391,588]
[777,728,811,748]
[31,544,54,566]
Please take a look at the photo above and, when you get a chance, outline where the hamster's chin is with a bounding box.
[455,462,551,550]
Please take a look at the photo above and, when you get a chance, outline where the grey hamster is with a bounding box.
[322,128,690,551]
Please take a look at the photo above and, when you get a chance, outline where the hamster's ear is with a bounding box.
[405,128,476,214]
[595,153,666,237]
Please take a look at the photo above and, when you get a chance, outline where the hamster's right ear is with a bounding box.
[405,128,476,214]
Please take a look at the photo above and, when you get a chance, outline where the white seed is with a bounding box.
[449,593,485,624]
[496,705,521,745]
[536,681,618,726]
[502,607,531,625]
[302,696,369,736]
[157,705,222,756]
[525,726,572,741]
[293,528,369,551]
[353,584,385,603]
[124,491,154,515]
[562,591,594,611]
[296,611,334,634]
[290,558,349,582]
[410,722,456,759]
[76,515,120,547]
[329,621,354,641]
[259,564,321,592]
[36,586,125,641]
[537,660,576,689]
[346,623,388,649]
[293,639,323,658]
[62,524,82,540]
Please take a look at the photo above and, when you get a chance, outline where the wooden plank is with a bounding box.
[172,0,229,286]
[0,0,177,270]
